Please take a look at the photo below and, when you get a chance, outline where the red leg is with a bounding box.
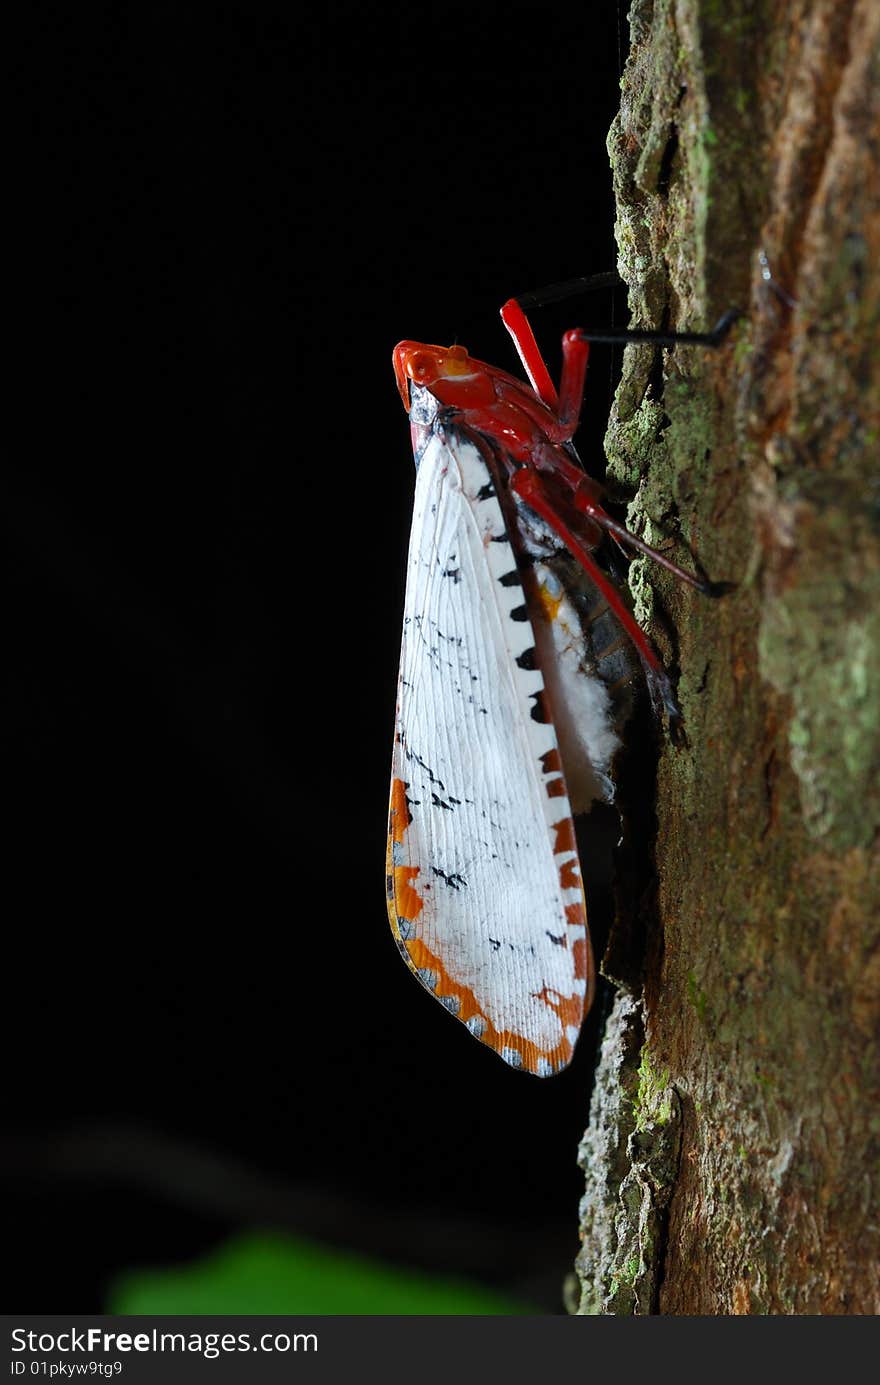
[501,287,738,599]
[501,298,591,445]
[500,299,560,412]
[504,299,739,445]
[502,271,621,420]
[569,484,734,598]
[510,466,682,726]
[523,441,734,598]
[552,312,741,441]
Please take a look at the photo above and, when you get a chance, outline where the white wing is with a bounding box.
[387,419,594,1075]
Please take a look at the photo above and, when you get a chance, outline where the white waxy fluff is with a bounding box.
[525,563,620,812]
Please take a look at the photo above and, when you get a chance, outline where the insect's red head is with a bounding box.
[392,341,472,411]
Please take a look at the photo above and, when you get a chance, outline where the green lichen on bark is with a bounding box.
[577,0,880,1315]
[758,554,879,848]
[575,994,682,1315]
[634,1050,674,1131]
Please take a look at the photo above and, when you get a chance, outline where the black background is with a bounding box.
[8,6,628,1311]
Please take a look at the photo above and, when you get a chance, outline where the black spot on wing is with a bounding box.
[516,646,538,671]
[498,569,522,587]
[401,739,447,793]
[530,691,550,724]
[510,604,529,623]
[432,866,467,891]
[476,481,496,500]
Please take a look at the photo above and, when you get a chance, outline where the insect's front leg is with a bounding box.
[553,311,742,442]
[500,297,590,442]
[503,281,741,440]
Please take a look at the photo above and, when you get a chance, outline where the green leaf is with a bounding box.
[107,1231,532,1315]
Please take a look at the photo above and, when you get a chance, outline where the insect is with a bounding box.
[386,280,738,1075]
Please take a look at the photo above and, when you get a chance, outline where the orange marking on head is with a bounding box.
[444,343,471,375]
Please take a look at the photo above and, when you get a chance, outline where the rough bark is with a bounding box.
[575,0,879,1315]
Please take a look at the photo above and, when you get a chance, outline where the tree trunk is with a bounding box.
[575,0,879,1315]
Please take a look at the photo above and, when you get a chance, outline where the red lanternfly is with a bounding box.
[386,277,738,1076]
